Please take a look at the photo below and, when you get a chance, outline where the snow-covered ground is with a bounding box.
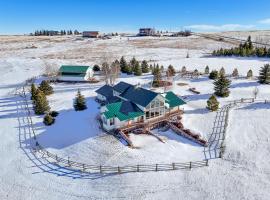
[0,34,270,199]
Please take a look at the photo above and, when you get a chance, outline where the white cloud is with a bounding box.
[258,18,270,24]
[184,24,255,32]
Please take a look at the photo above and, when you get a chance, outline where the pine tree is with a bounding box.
[219,67,226,76]
[209,70,219,80]
[130,57,137,72]
[141,60,149,73]
[43,114,55,126]
[39,80,53,95]
[205,65,210,74]
[181,66,187,73]
[30,83,38,100]
[166,65,176,76]
[232,68,239,78]
[258,64,270,84]
[120,56,128,73]
[207,95,219,111]
[133,61,142,76]
[74,90,87,111]
[34,90,50,115]
[214,74,231,97]
[247,69,253,79]
[152,66,162,87]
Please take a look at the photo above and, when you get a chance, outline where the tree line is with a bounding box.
[212,36,270,57]
[31,29,80,36]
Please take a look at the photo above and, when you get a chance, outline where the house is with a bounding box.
[57,65,94,82]
[138,28,156,36]
[82,31,100,38]
[96,82,186,131]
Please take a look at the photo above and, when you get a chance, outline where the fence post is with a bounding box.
[99,165,102,173]
[206,159,209,166]
[82,164,85,172]
[172,163,175,170]
[68,157,70,166]
[155,164,158,171]
[118,166,121,174]
[137,165,139,172]
[265,100,267,104]
[189,162,192,169]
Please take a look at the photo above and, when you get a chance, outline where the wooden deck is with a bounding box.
[119,110,183,133]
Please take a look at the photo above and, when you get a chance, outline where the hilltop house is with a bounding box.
[138,28,156,36]
[58,65,93,82]
[96,82,186,131]
[82,31,100,38]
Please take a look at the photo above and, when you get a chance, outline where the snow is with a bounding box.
[0,34,270,199]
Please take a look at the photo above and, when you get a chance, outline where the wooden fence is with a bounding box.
[20,83,209,175]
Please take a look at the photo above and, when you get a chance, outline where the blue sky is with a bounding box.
[0,0,270,34]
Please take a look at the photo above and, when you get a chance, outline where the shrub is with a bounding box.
[207,95,219,111]
[49,111,59,117]
[39,80,53,95]
[209,70,219,80]
[43,114,55,126]
[247,69,253,78]
[93,65,100,71]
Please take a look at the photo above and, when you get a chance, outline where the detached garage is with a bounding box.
[58,65,93,82]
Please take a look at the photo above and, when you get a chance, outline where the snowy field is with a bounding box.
[0,33,270,199]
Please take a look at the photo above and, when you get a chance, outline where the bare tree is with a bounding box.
[43,60,58,78]
[101,62,110,85]
[253,87,259,99]
[110,60,120,85]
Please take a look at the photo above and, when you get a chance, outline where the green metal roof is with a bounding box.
[59,65,91,74]
[165,91,186,108]
[103,102,144,121]
[61,74,86,77]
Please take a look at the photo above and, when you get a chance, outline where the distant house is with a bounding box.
[96,81,186,131]
[138,28,156,36]
[58,65,93,82]
[82,31,100,38]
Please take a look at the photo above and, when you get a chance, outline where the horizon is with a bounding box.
[0,0,270,35]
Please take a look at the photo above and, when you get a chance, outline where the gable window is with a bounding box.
[110,118,115,126]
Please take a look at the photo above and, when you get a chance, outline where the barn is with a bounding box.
[57,65,94,82]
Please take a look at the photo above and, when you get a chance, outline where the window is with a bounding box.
[110,118,115,126]
[146,111,150,119]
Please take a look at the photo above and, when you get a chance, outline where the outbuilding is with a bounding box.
[58,65,93,82]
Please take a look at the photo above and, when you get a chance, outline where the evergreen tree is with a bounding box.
[152,66,162,87]
[130,57,137,72]
[141,60,149,73]
[74,90,87,111]
[166,65,176,76]
[214,74,231,97]
[34,90,50,115]
[43,114,55,126]
[258,64,270,84]
[120,56,128,73]
[133,61,142,76]
[205,65,210,74]
[181,66,187,73]
[209,70,219,80]
[207,95,219,111]
[39,80,53,95]
[219,67,226,76]
[247,69,253,79]
[232,68,239,78]
[93,64,100,71]
[30,83,38,100]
